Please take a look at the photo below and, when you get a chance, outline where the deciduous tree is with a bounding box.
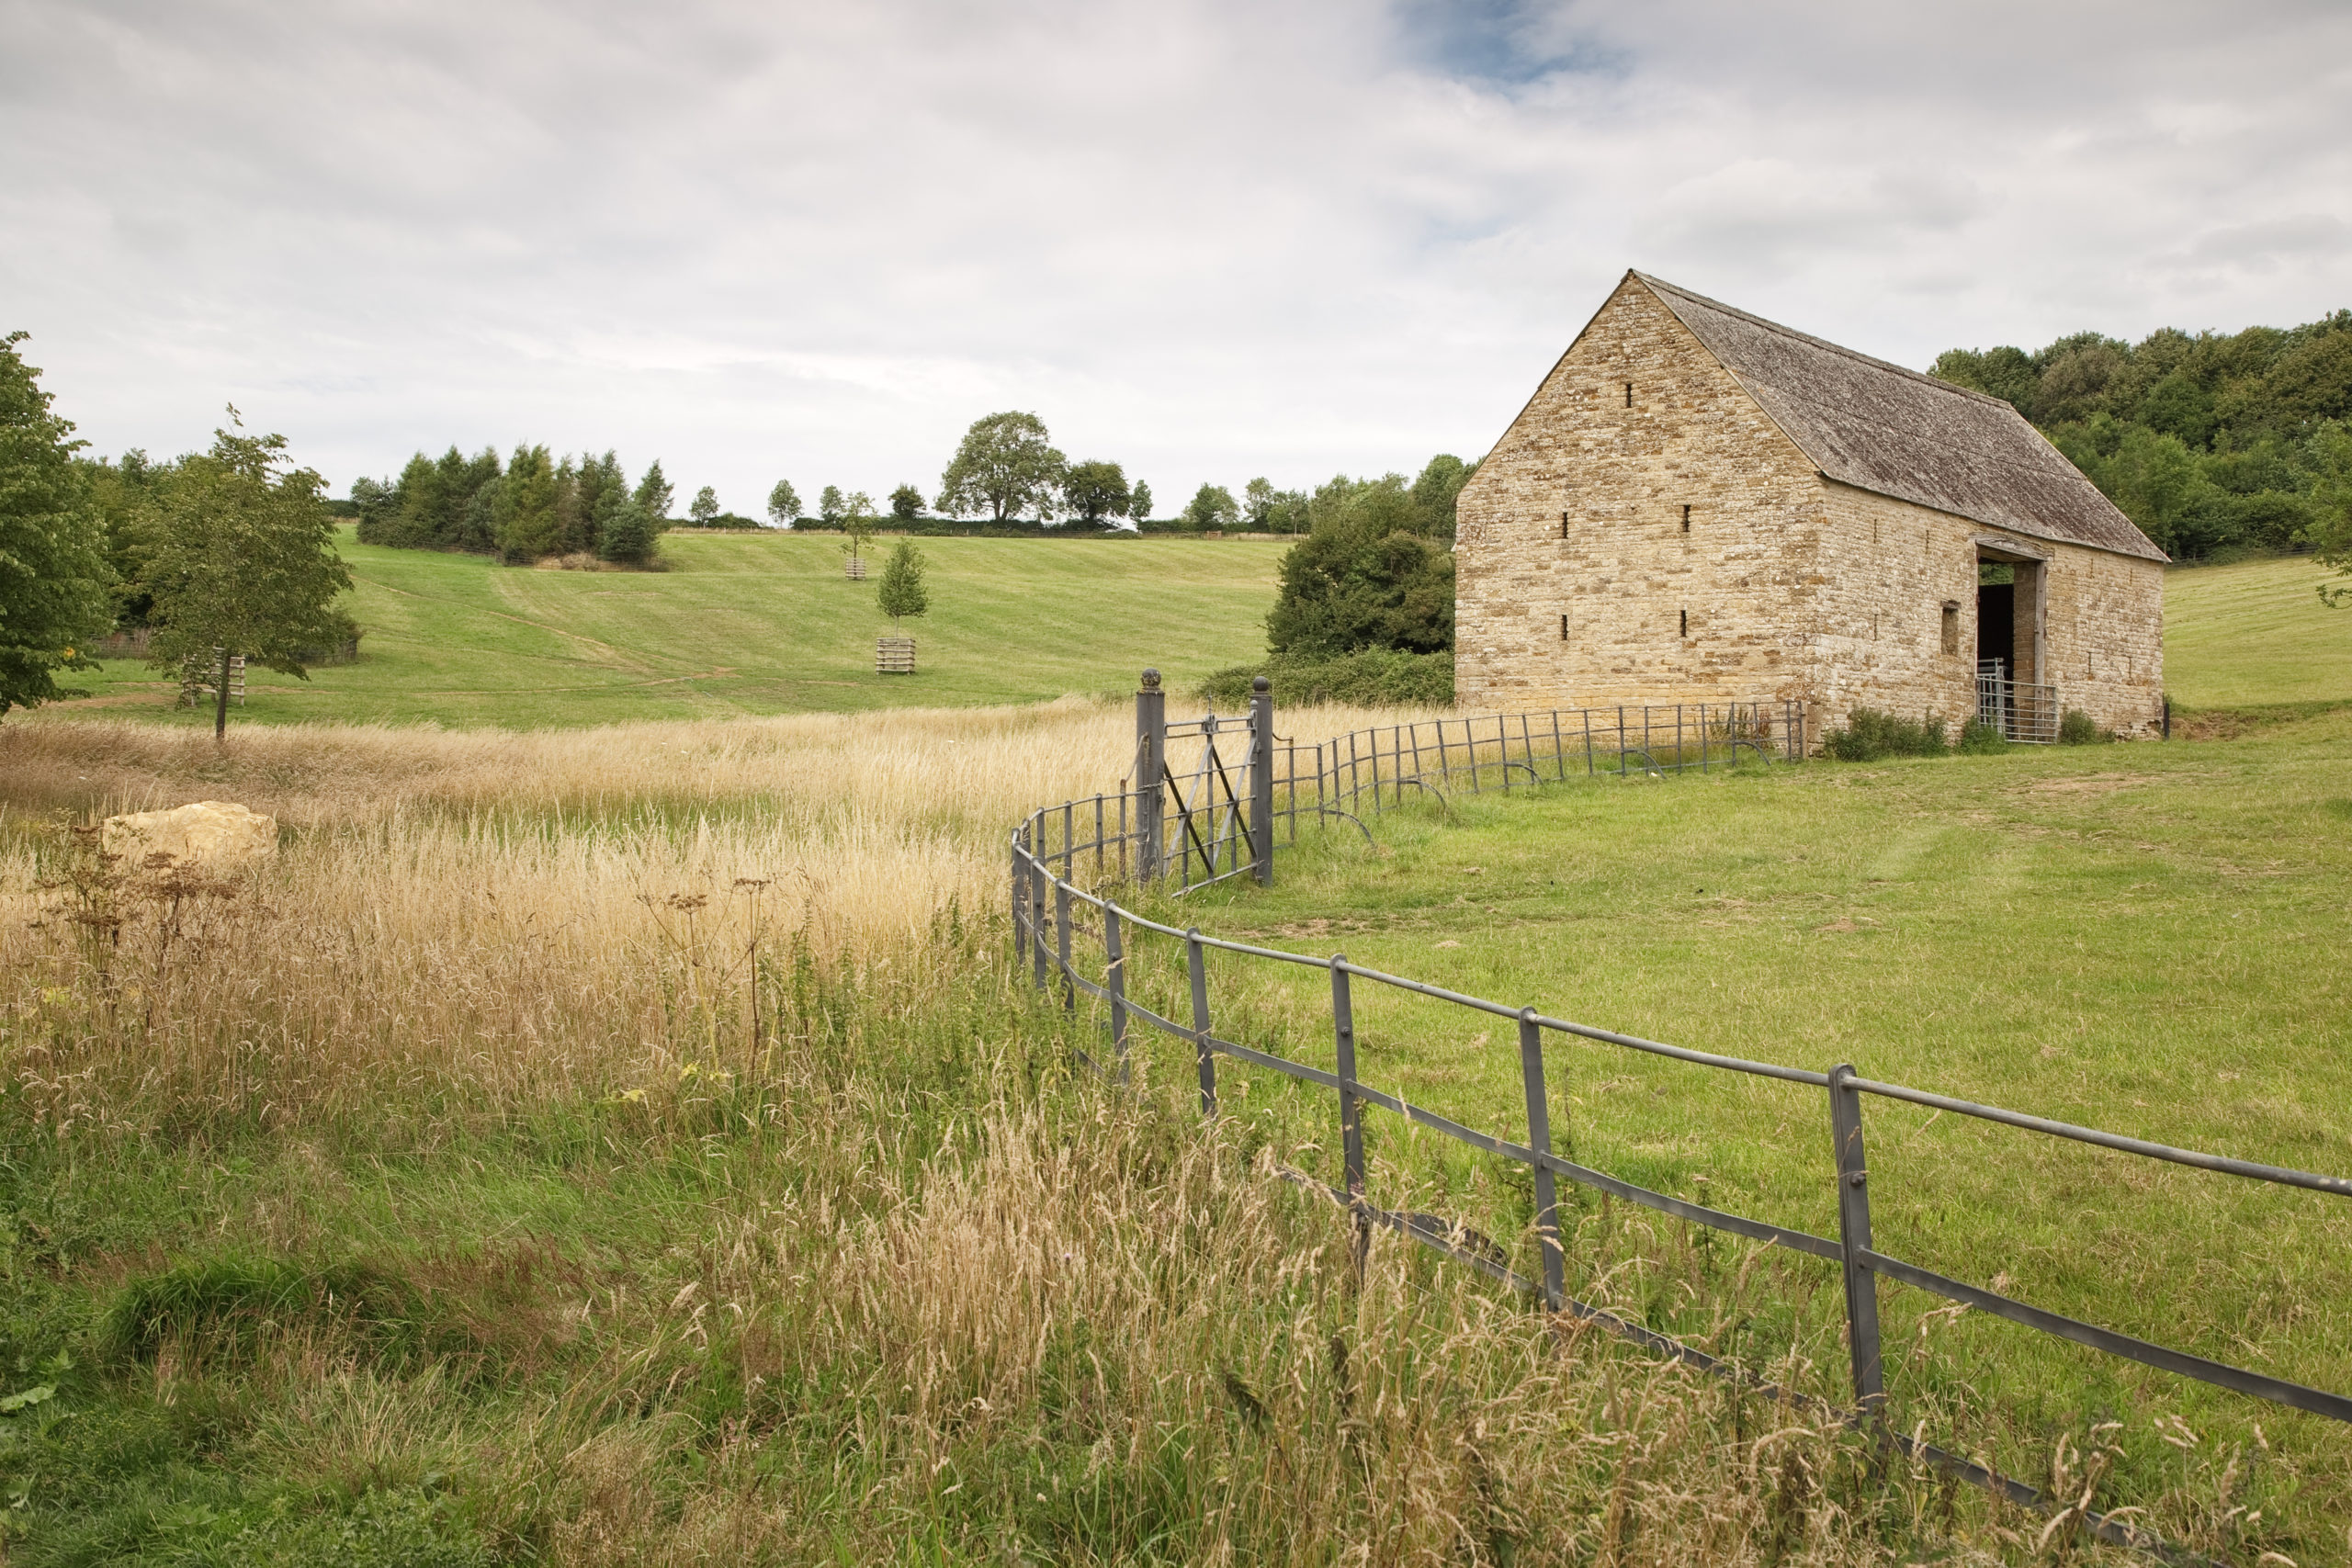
[888,483,923,522]
[1182,483,1238,532]
[0,333,112,717]
[1129,479,1152,523]
[1063,461,1129,526]
[141,412,353,739]
[689,486,720,525]
[766,479,801,527]
[936,411,1066,522]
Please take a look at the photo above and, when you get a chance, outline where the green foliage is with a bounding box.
[1200,647,1453,707]
[937,411,1067,522]
[818,484,845,524]
[1182,483,1238,532]
[491,445,560,563]
[1933,310,2352,560]
[1955,717,2010,754]
[2307,421,2352,605]
[888,483,923,522]
[1128,479,1152,524]
[138,415,353,728]
[766,478,800,526]
[687,485,719,525]
[0,333,113,716]
[2058,708,2112,745]
[1408,453,1475,540]
[595,497,657,565]
[631,458,673,525]
[1062,461,1129,525]
[876,539,930,621]
[1823,709,1951,761]
[1265,517,1453,658]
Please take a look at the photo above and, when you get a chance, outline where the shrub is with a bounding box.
[1956,717,2010,754]
[1823,708,1948,761]
[2058,708,2112,745]
[1199,648,1453,707]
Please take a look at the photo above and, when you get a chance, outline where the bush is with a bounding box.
[2058,708,2113,745]
[1823,709,1949,761]
[1956,717,2010,754]
[1199,648,1453,708]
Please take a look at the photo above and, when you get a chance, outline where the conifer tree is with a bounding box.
[876,539,929,623]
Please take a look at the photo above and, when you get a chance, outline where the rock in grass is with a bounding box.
[102,801,277,871]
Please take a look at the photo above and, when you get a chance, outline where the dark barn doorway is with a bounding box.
[1976,562,2014,677]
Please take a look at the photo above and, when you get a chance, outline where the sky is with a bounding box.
[6,0,2351,514]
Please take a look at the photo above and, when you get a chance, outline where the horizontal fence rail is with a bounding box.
[1004,669,2349,1562]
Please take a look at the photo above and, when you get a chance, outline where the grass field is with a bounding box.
[0,550,2344,1562]
[61,529,1289,728]
[2162,554,2352,714]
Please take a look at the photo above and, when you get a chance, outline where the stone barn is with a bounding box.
[1453,271,2168,740]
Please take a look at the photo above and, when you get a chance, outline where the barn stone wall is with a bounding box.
[1455,276,2167,740]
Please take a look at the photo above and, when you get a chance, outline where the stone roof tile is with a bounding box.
[1634,272,2168,563]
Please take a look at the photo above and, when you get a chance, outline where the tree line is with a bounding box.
[1932,309,2352,566]
[2,333,352,734]
[351,447,700,565]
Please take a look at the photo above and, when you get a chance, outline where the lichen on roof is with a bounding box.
[1634,272,2168,563]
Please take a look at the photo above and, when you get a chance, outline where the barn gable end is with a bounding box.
[1454,271,2167,739]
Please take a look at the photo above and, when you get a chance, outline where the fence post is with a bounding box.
[1030,833,1049,992]
[1517,1007,1566,1312]
[1103,904,1130,1083]
[1187,928,1216,1118]
[1136,670,1166,882]
[1331,956,1371,1280]
[1054,881,1074,1012]
[1250,676,1275,886]
[1828,1063,1885,1417]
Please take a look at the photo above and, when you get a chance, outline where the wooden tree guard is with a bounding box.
[178,649,246,708]
[876,637,916,674]
[844,557,867,580]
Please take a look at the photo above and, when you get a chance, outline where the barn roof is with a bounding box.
[1633,272,2168,562]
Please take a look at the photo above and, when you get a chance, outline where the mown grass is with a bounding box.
[2163,554,2352,713]
[57,529,1290,728]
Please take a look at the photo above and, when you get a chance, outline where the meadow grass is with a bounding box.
[2162,555,2352,715]
[57,529,1291,728]
[0,701,2086,1566]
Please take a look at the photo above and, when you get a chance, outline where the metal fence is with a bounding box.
[1977,658,2059,743]
[1008,671,2351,1559]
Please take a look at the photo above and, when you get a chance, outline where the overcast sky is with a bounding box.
[6,0,2350,513]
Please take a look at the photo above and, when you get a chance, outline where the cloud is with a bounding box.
[3,0,2349,513]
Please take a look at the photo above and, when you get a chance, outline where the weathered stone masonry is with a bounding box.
[1454,272,2167,739]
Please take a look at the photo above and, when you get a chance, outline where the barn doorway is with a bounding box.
[1974,545,2053,741]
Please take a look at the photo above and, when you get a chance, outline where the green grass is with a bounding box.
[61,530,1288,728]
[2164,554,2352,712]
[1103,716,2352,1549]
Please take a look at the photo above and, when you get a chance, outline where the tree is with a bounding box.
[876,539,930,622]
[689,485,720,525]
[633,459,674,523]
[1063,460,1130,526]
[1129,479,1153,524]
[888,483,923,522]
[819,485,845,525]
[1182,483,1238,532]
[2310,419,2352,605]
[936,411,1066,522]
[0,333,112,718]
[141,412,354,739]
[1266,515,1454,659]
[766,479,801,527]
[1243,477,1276,529]
[494,445,560,562]
[598,496,657,566]
[1409,455,1476,539]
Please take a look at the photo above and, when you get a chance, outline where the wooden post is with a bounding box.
[1054,881,1073,1012]
[213,646,233,740]
[1518,1008,1566,1312]
[1332,956,1371,1280]
[1249,676,1274,886]
[1828,1063,1885,1417]
[1136,670,1165,883]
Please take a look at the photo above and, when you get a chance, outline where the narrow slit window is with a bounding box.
[1681,504,1690,533]
[1560,614,1570,641]
[1941,602,1960,655]
[1624,382,1634,408]
[1561,510,1570,539]
[1679,608,1689,637]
